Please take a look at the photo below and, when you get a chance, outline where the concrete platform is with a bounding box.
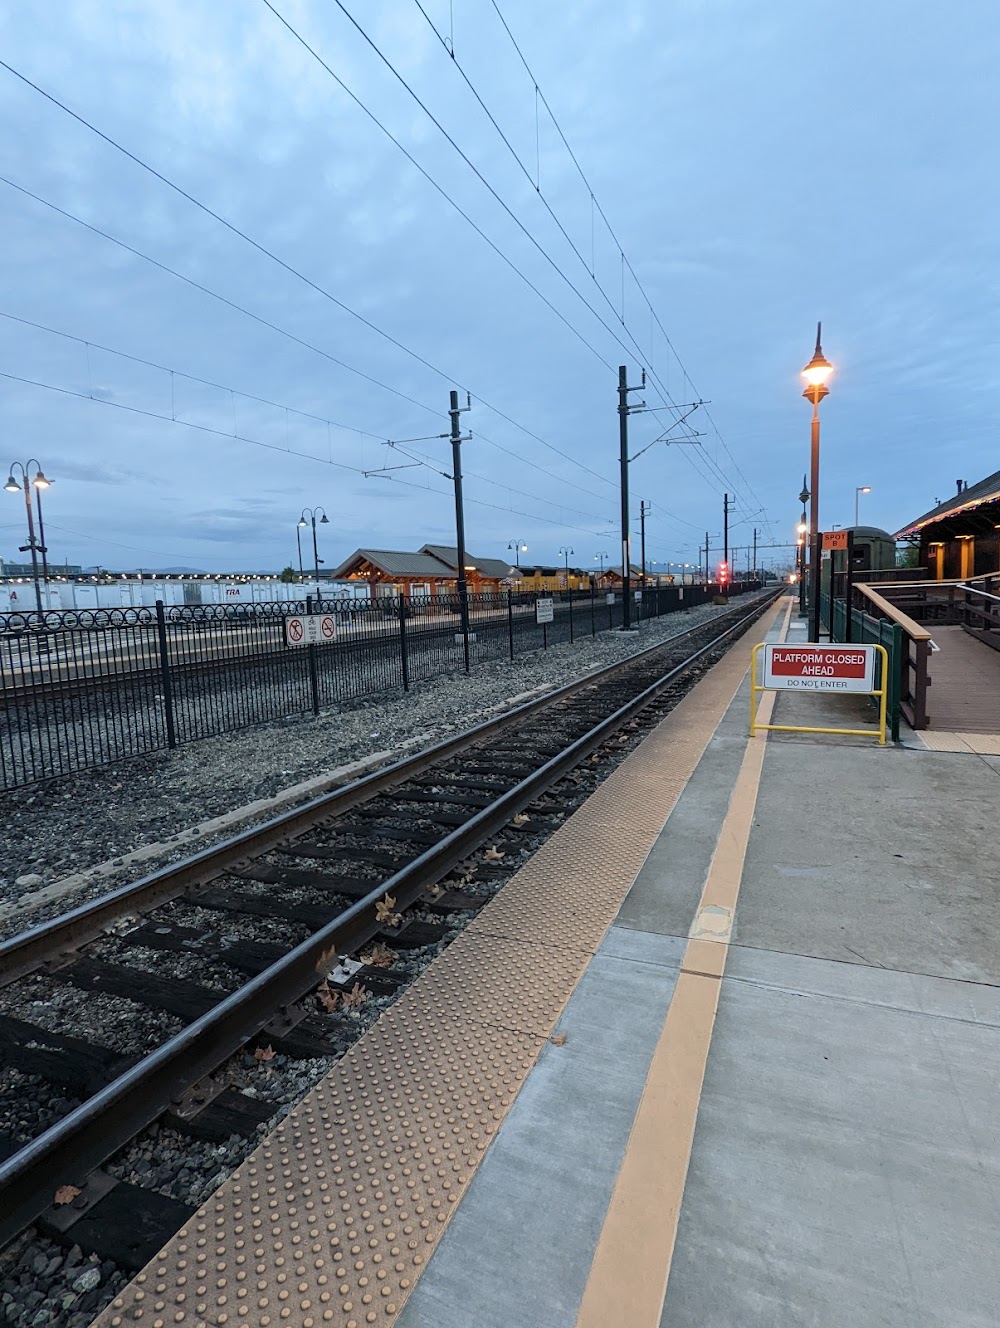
[398,595,1000,1327]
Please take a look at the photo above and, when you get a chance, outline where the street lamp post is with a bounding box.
[295,523,305,582]
[4,459,52,615]
[798,476,810,618]
[298,507,329,597]
[594,551,608,581]
[507,539,527,569]
[854,485,871,527]
[558,546,574,585]
[801,325,834,642]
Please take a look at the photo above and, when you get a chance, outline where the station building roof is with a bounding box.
[417,545,516,579]
[895,469,1000,538]
[331,549,455,580]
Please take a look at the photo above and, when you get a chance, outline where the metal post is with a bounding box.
[723,493,729,578]
[296,524,304,581]
[507,588,514,661]
[449,389,471,674]
[399,597,410,691]
[591,579,596,637]
[305,593,320,715]
[311,516,321,602]
[618,366,632,629]
[568,586,574,643]
[752,527,757,584]
[640,500,649,589]
[844,531,855,643]
[809,400,822,642]
[18,477,43,616]
[154,600,177,749]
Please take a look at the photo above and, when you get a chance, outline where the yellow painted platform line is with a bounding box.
[574,599,789,1328]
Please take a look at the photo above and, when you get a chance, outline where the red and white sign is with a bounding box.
[285,614,336,647]
[762,644,876,692]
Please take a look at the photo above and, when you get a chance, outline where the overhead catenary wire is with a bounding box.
[0,60,619,495]
[0,307,616,520]
[0,175,619,503]
[0,369,616,538]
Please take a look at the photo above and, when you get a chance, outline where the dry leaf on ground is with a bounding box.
[254,1045,275,1063]
[53,1185,81,1206]
[550,1033,568,1046]
[483,846,505,862]
[314,944,337,977]
[360,942,395,968]
[316,981,340,1012]
[342,983,368,1010]
[512,813,531,827]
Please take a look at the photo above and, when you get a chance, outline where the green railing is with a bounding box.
[820,592,903,741]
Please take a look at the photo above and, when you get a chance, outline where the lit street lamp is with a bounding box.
[507,538,528,569]
[558,546,574,583]
[4,459,52,615]
[854,484,871,527]
[594,551,609,579]
[298,507,329,595]
[801,326,834,641]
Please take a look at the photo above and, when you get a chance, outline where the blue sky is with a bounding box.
[1,0,997,574]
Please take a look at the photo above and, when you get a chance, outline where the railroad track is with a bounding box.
[0,591,779,1271]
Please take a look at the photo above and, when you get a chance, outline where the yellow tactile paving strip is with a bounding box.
[917,730,1000,755]
[93,598,782,1328]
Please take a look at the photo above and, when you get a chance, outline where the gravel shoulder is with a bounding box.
[0,594,769,937]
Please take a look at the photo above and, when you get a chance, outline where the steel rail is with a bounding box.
[0,592,779,1247]
[0,592,776,983]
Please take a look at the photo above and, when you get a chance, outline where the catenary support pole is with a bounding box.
[449,389,471,674]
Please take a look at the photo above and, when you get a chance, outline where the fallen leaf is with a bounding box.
[512,813,530,827]
[360,941,395,968]
[314,944,338,977]
[53,1184,81,1206]
[550,1033,568,1046]
[342,982,368,1010]
[110,783,123,793]
[316,981,340,1012]
[254,1045,275,1063]
[483,846,505,862]
[374,893,397,923]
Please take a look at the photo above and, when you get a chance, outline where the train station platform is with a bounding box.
[96,593,1000,1328]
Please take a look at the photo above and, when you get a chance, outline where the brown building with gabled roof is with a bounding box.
[331,546,516,597]
[895,471,1000,580]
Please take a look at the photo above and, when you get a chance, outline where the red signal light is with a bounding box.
[719,561,729,584]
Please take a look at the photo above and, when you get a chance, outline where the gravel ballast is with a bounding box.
[0,594,769,938]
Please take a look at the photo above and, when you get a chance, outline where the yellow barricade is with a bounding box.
[750,642,888,745]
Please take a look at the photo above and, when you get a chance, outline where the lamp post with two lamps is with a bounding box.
[298,507,329,596]
[4,460,52,615]
[594,551,608,582]
[854,485,871,528]
[801,326,834,642]
[558,546,574,585]
[507,538,527,569]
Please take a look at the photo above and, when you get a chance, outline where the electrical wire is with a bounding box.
[0,370,614,537]
[0,175,618,501]
[0,309,616,525]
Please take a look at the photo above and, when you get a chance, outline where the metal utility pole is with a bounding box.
[752,528,758,582]
[704,531,709,586]
[449,389,472,673]
[723,493,733,573]
[617,365,646,630]
[639,500,651,588]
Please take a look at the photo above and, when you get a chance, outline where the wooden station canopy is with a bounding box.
[895,470,1000,581]
[332,544,516,595]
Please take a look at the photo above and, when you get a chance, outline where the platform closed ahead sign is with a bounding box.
[762,644,876,693]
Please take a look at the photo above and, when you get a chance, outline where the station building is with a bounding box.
[894,470,1000,580]
[332,544,516,598]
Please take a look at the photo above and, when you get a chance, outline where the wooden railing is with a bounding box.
[851,583,933,730]
[957,580,1000,650]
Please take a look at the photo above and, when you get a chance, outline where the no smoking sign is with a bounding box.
[285,614,337,647]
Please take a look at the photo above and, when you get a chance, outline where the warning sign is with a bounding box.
[762,644,875,692]
[285,614,337,647]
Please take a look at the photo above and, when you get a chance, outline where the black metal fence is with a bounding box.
[0,581,762,791]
